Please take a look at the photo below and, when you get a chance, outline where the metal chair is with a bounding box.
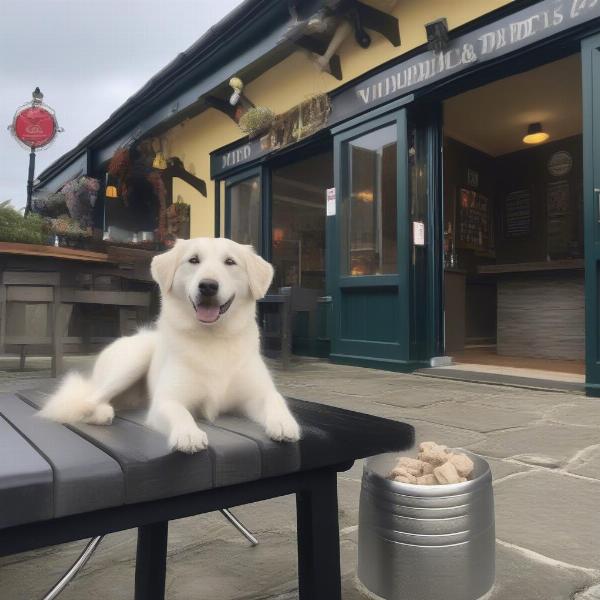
[41,509,257,600]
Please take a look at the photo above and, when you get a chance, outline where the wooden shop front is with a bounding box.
[211,0,600,392]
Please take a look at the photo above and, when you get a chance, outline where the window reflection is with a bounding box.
[271,152,332,292]
[344,124,397,275]
[229,176,260,251]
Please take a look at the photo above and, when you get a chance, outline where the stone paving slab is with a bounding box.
[402,417,487,449]
[466,423,600,466]
[486,457,533,481]
[494,470,600,569]
[373,387,485,408]
[567,445,600,480]
[461,389,579,413]
[548,402,600,427]
[399,399,539,433]
[575,584,600,600]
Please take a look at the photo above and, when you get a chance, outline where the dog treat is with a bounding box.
[395,456,424,476]
[421,462,434,475]
[388,442,475,486]
[448,453,474,478]
[418,443,449,466]
[416,474,437,485]
[433,461,461,485]
[389,466,417,484]
[418,441,438,452]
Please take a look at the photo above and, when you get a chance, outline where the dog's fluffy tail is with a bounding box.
[39,371,98,424]
[40,328,157,425]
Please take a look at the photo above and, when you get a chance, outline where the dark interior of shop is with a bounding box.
[443,53,584,377]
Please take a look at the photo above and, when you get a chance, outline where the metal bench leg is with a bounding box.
[41,536,103,600]
[220,509,258,546]
[135,521,168,600]
[296,468,341,600]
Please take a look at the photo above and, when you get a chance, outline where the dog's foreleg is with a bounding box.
[235,359,301,442]
[147,368,209,453]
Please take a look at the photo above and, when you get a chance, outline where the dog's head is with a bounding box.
[151,237,273,327]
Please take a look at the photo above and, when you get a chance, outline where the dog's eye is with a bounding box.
[224,257,236,266]
[188,256,200,264]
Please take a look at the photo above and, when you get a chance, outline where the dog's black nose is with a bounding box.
[199,279,219,296]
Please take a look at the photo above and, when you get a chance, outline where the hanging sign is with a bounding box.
[9,89,61,150]
[13,106,57,148]
[212,0,600,178]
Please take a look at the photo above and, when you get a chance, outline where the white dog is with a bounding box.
[40,237,301,453]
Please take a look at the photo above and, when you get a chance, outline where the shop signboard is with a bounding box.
[212,0,600,177]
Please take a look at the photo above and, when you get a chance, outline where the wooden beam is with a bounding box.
[165,157,207,197]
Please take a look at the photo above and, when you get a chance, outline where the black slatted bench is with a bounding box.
[0,389,413,600]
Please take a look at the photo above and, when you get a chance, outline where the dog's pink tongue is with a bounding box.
[196,304,220,323]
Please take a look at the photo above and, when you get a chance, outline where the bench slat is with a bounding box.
[0,414,53,528]
[119,410,262,488]
[21,390,214,505]
[0,394,124,518]
[211,416,301,478]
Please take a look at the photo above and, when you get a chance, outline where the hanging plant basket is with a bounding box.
[238,106,275,138]
[293,93,331,141]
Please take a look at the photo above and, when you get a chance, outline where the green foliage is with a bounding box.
[0,201,48,244]
[238,106,275,137]
[49,215,91,238]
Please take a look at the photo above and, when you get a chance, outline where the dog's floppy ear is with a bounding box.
[151,241,182,294]
[243,245,274,300]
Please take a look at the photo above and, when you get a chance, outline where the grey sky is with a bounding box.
[0,0,243,209]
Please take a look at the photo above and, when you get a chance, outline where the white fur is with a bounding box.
[40,237,301,453]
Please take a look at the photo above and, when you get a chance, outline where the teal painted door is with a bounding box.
[328,109,412,369]
[583,35,600,395]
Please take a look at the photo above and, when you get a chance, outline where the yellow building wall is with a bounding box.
[165,0,514,237]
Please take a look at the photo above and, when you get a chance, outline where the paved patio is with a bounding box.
[0,356,599,600]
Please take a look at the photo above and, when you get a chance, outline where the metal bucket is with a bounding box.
[357,450,495,600]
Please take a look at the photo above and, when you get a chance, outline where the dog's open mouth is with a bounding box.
[190,295,235,324]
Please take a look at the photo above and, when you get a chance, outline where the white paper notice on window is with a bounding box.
[413,221,425,246]
[326,188,336,216]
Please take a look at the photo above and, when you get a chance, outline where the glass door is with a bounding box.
[225,168,264,255]
[329,109,411,367]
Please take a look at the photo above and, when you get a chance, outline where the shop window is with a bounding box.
[271,152,332,291]
[343,124,397,276]
[228,176,261,251]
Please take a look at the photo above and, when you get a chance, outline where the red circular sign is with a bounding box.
[13,106,57,148]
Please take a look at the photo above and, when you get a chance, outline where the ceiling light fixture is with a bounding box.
[523,122,549,145]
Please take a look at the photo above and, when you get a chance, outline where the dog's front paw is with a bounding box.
[265,410,301,442]
[169,424,209,454]
[82,403,114,425]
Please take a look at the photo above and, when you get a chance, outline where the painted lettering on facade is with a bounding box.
[353,0,599,107]
[221,144,252,169]
[214,0,600,177]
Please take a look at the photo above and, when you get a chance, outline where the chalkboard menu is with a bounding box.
[504,189,531,238]
[547,180,571,257]
[457,188,491,252]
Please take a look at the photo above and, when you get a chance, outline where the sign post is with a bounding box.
[8,88,62,214]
